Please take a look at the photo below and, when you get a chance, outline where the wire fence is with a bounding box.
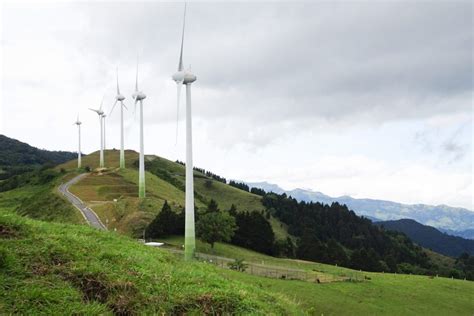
[163,247,364,283]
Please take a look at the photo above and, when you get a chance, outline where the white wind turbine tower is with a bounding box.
[132,59,147,198]
[109,67,127,169]
[172,3,197,261]
[73,114,82,169]
[102,113,107,151]
[89,97,105,168]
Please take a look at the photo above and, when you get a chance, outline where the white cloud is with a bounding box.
[0,1,472,209]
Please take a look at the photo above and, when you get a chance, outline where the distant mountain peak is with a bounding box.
[245,181,474,238]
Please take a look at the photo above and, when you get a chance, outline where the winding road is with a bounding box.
[59,173,107,230]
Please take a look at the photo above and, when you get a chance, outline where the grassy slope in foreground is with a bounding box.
[0,212,296,315]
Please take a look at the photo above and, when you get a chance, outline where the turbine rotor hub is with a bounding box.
[173,70,196,84]
[133,91,146,101]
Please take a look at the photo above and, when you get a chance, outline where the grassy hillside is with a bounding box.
[61,150,288,239]
[2,206,472,315]
[57,149,140,171]
[0,211,296,314]
[0,173,84,225]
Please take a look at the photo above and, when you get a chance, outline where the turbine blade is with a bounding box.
[133,98,139,119]
[89,108,99,114]
[109,100,118,116]
[100,95,105,111]
[178,3,187,71]
[122,101,128,110]
[175,81,183,145]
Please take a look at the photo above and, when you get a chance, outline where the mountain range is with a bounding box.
[246,181,474,239]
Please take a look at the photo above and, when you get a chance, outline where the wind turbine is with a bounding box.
[172,3,197,261]
[89,97,105,168]
[73,115,82,169]
[102,113,107,151]
[109,67,127,169]
[132,59,147,198]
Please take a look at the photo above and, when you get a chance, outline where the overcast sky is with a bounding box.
[1,1,472,210]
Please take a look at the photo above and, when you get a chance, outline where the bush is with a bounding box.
[228,258,248,272]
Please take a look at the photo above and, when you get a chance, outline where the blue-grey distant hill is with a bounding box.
[246,181,474,239]
[375,219,474,257]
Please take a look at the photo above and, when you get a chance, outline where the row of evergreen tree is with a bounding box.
[262,192,433,272]
[145,200,282,256]
[227,180,266,196]
[175,160,227,183]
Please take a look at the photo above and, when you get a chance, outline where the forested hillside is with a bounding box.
[261,192,474,279]
[376,219,474,257]
[0,135,76,179]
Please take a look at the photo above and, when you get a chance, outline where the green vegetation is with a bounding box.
[62,151,276,240]
[0,135,76,180]
[0,211,295,314]
[145,201,184,239]
[197,211,237,249]
[1,146,474,314]
[0,170,84,225]
[376,219,474,257]
[159,235,474,315]
[231,208,276,255]
[221,269,474,316]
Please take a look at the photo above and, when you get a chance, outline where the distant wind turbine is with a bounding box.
[109,67,128,169]
[102,113,107,151]
[89,97,105,168]
[132,59,147,198]
[73,114,82,169]
[172,3,197,261]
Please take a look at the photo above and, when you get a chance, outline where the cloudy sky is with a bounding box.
[1,1,472,209]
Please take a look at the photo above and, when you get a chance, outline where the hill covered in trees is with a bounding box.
[0,135,76,179]
[376,219,474,257]
[262,193,432,273]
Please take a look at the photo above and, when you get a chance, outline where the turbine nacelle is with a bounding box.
[133,91,147,101]
[115,93,125,101]
[74,121,82,126]
[89,108,104,116]
[173,70,196,85]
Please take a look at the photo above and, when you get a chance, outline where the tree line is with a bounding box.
[143,185,474,279]
[175,160,227,183]
[145,199,281,256]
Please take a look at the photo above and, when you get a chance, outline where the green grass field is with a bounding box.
[0,211,297,315]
